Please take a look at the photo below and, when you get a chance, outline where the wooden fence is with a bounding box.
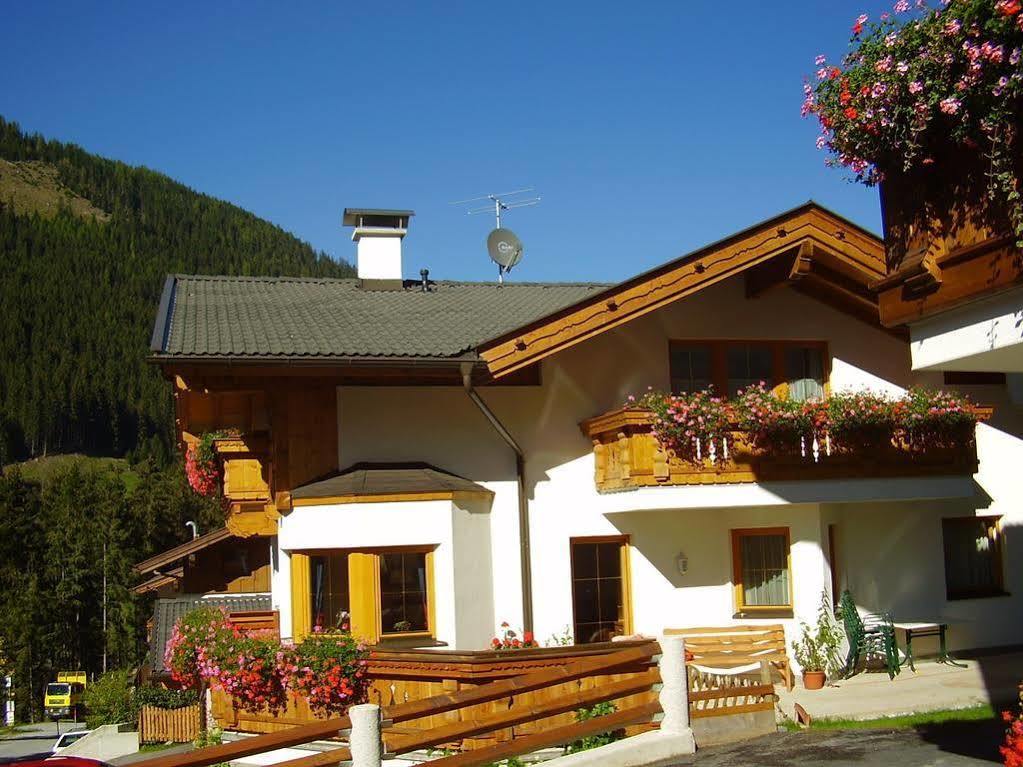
[138,704,201,744]
[212,641,659,748]
[128,640,665,767]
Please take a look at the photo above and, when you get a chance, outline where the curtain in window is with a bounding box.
[740,534,789,606]
[944,518,1000,596]
[786,347,825,402]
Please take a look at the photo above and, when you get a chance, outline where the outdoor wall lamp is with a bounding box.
[676,552,689,576]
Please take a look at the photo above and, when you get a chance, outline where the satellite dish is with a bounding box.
[487,227,524,271]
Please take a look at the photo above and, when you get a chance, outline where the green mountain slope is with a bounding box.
[0,116,354,464]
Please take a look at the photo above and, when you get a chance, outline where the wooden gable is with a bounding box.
[478,204,886,378]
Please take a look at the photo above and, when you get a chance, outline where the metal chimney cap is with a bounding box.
[342,208,415,227]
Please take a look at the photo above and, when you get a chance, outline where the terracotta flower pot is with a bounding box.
[802,671,826,690]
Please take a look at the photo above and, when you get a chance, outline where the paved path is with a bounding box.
[679,720,1003,766]
[0,721,75,762]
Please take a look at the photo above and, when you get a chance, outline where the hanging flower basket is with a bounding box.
[184,430,236,497]
[803,1,1023,249]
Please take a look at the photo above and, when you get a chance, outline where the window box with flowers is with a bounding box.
[582,386,983,491]
[803,1,1023,279]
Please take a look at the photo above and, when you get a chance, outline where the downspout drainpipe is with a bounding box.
[461,364,533,634]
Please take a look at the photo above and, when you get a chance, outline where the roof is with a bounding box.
[151,277,605,361]
[149,594,272,672]
[291,462,492,505]
[134,527,235,574]
[149,201,883,370]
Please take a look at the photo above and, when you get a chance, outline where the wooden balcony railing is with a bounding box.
[580,407,980,493]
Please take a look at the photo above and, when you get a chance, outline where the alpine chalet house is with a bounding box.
[143,204,1021,667]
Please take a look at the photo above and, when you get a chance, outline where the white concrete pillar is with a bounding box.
[349,703,382,767]
[657,635,696,750]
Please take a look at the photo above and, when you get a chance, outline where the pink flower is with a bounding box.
[815,54,826,66]
[894,0,910,12]
[939,97,961,114]
[908,80,924,94]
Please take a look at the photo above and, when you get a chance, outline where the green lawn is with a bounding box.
[783,704,996,731]
[139,742,181,753]
[5,454,139,491]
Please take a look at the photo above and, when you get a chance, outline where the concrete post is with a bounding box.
[349,703,383,767]
[657,635,696,750]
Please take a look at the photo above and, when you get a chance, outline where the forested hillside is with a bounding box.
[0,116,354,465]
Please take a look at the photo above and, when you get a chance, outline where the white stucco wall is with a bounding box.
[909,286,1023,372]
[268,274,1022,654]
[276,498,494,648]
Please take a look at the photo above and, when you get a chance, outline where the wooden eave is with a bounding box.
[131,567,183,595]
[290,489,494,508]
[478,204,885,379]
[874,234,1023,327]
[134,527,235,574]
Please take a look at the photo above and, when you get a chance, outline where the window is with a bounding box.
[379,551,429,634]
[310,552,350,631]
[727,344,774,398]
[732,528,792,614]
[570,537,632,644]
[943,371,1007,386]
[785,345,826,402]
[943,516,1005,599]
[669,345,713,394]
[293,547,435,643]
[668,340,827,400]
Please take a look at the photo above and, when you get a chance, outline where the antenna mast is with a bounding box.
[450,188,541,283]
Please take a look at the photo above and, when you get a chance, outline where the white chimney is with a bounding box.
[342,208,414,286]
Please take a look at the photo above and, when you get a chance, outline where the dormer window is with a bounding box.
[669,340,827,401]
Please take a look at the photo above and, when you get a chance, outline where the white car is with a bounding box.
[51,729,92,754]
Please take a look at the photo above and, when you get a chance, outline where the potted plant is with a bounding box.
[791,592,844,690]
[803,1,1023,261]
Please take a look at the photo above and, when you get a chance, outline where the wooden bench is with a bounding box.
[665,624,794,691]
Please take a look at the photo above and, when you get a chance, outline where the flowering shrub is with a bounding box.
[734,383,816,452]
[184,431,234,497]
[631,386,978,459]
[164,606,239,689]
[490,622,538,650]
[901,387,979,447]
[803,1,1023,242]
[165,608,369,718]
[825,390,901,451]
[290,631,368,718]
[1002,684,1023,767]
[635,389,732,463]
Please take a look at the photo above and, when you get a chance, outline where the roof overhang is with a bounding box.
[286,462,494,509]
[134,527,236,575]
[477,203,887,378]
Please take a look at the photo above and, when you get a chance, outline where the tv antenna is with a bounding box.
[450,188,541,283]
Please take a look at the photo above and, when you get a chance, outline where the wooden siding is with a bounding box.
[581,407,979,492]
[181,536,271,594]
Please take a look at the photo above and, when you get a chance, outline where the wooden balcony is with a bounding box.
[211,433,277,537]
[579,408,979,493]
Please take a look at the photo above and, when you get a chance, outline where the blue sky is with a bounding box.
[3,1,897,283]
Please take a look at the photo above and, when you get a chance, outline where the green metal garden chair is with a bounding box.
[837,590,900,680]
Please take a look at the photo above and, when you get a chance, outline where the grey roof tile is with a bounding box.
[156,276,605,360]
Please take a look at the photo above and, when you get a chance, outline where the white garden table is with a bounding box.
[891,621,966,671]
